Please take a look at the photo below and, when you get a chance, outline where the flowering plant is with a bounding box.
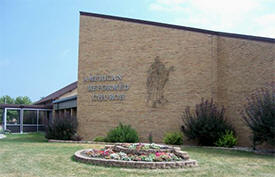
[127,143,161,150]
[86,150,182,162]
[85,144,182,162]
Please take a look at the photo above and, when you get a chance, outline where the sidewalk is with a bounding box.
[0,134,6,139]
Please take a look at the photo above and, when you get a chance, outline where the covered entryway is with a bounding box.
[53,95,77,119]
[0,104,52,133]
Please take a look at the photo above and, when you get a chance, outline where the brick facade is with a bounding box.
[77,13,275,146]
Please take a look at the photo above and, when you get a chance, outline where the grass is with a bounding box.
[0,133,274,177]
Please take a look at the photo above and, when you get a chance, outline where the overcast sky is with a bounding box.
[0,0,274,102]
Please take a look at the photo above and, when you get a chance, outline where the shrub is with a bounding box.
[215,130,237,148]
[163,132,183,145]
[71,133,82,141]
[45,116,78,140]
[242,87,275,149]
[105,123,139,143]
[93,136,106,142]
[181,98,235,146]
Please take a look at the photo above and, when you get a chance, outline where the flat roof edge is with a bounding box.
[53,95,77,104]
[0,104,52,109]
[80,11,275,43]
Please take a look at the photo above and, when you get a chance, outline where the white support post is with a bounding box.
[20,109,23,134]
[37,110,39,132]
[3,108,7,131]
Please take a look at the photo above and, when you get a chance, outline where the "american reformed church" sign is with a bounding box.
[84,74,129,101]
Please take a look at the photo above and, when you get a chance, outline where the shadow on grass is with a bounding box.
[182,146,274,159]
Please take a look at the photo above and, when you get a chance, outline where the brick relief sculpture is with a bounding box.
[146,56,175,108]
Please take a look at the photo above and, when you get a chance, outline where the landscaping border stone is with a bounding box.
[74,149,197,169]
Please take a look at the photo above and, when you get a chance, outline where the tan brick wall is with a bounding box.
[58,88,77,99]
[77,15,274,146]
[217,37,275,145]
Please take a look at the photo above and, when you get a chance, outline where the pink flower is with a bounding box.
[156,152,166,157]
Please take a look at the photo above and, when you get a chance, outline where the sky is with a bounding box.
[1,0,274,102]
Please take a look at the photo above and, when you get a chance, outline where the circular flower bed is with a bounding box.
[74,143,197,169]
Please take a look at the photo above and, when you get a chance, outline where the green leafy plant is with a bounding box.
[148,132,153,144]
[181,98,235,146]
[4,129,11,134]
[163,132,183,145]
[105,123,139,143]
[45,116,78,140]
[215,130,237,148]
[242,87,275,149]
[93,136,106,142]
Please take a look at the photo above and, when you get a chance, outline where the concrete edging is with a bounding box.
[182,145,275,156]
[48,139,116,145]
[0,134,6,139]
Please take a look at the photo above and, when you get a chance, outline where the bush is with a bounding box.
[71,133,82,141]
[215,130,237,148]
[181,98,235,146]
[105,123,139,143]
[242,88,275,149]
[93,136,106,142]
[45,116,78,140]
[163,132,183,145]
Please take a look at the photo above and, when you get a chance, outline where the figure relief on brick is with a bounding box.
[146,56,175,108]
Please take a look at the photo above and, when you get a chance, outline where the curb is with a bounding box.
[181,145,275,156]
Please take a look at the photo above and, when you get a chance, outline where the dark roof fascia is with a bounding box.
[34,81,77,105]
[80,11,275,43]
[53,95,77,104]
[0,104,52,109]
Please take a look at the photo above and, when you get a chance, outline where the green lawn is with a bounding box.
[0,133,274,177]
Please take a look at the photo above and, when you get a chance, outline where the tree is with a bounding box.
[15,96,32,105]
[0,96,32,124]
[0,95,32,105]
[0,95,14,104]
